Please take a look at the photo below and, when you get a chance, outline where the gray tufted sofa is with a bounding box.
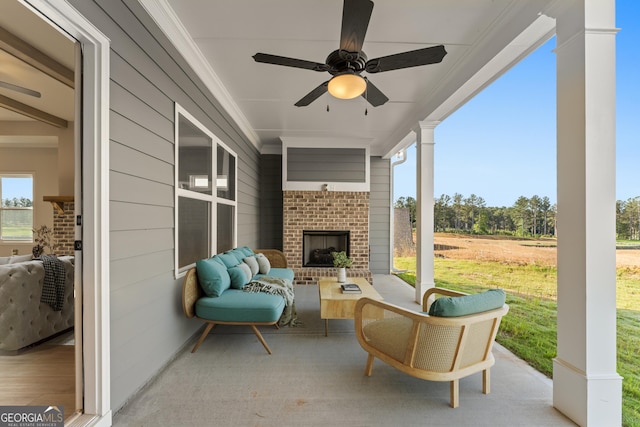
[0,256,74,352]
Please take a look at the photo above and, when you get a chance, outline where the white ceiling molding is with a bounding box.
[382,14,556,159]
[138,0,260,150]
[425,14,556,123]
[0,134,57,147]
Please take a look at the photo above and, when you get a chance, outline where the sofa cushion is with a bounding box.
[217,252,239,269]
[196,257,231,297]
[238,246,254,257]
[428,289,506,317]
[229,249,247,263]
[243,256,259,276]
[255,253,271,274]
[210,255,227,268]
[195,289,285,323]
[9,254,33,264]
[254,267,294,283]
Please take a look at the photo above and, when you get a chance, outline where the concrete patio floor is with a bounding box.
[112,275,576,426]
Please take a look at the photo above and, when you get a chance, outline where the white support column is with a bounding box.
[553,1,621,425]
[414,121,438,303]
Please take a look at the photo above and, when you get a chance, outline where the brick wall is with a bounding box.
[53,202,75,256]
[283,190,372,284]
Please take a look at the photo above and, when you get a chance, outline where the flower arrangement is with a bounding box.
[331,251,353,268]
[32,225,59,257]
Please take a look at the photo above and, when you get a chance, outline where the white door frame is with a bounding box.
[21,1,112,425]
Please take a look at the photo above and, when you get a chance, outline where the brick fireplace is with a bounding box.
[44,196,75,256]
[283,190,372,284]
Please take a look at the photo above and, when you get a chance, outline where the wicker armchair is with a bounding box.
[354,287,509,408]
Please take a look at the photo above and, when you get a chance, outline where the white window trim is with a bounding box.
[174,104,238,278]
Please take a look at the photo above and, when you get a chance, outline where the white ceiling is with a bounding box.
[150,0,558,157]
[1,0,558,156]
[0,0,75,137]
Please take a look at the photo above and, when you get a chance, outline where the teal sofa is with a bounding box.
[182,248,294,354]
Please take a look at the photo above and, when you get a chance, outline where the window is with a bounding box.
[175,105,237,276]
[0,175,34,241]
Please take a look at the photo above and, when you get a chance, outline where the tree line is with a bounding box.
[395,194,640,240]
[1,197,32,207]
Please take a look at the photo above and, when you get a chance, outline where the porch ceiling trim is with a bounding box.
[382,14,556,159]
[139,0,260,151]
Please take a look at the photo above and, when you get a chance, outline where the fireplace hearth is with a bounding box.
[303,230,349,267]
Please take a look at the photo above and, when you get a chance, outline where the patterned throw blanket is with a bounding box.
[40,255,66,311]
[244,276,301,327]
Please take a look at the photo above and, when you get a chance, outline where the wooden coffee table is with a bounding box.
[318,276,383,336]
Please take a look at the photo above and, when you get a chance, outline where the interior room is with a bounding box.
[0,0,79,420]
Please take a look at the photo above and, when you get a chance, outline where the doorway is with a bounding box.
[0,0,80,420]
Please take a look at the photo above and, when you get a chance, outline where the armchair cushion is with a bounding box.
[428,289,505,317]
[362,316,413,362]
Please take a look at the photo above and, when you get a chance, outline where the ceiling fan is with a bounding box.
[0,80,41,98]
[253,0,447,107]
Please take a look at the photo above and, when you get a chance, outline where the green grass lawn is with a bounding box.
[394,256,640,427]
[0,225,32,240]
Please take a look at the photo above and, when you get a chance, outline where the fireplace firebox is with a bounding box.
[303,230,350,267]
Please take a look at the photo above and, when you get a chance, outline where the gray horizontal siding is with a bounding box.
[110,112,174,164]
[110,229,174,261]
[369,157,391,274]
[287,147,366,182]
[68,0,262,411]
[260,154,283,250]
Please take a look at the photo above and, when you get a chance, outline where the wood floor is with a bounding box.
[0,344,76,420]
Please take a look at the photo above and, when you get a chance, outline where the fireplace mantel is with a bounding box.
[43,195,74,214]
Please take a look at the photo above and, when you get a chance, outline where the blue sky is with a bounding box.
[394,2,639,208]
[1,176,32,201]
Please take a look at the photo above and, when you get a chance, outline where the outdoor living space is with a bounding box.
[112,275,575,426]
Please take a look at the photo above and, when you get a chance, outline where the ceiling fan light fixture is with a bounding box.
[327,73,366,100]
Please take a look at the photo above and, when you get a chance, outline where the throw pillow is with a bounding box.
[0,256,10,265]
[255,253,271,274]
[217,252,240,268]
[428,289,506,317]
[196,257,231,297]
[237,262,252,282]
[243,256,260,276]
[228,265,249,289]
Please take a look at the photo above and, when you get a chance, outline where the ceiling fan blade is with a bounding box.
[253,53,328,72]
[362,78,388,107]
[294,81,329,107]
[340,0,374,53]
[365,45,447,73]
[0,80,41,98]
